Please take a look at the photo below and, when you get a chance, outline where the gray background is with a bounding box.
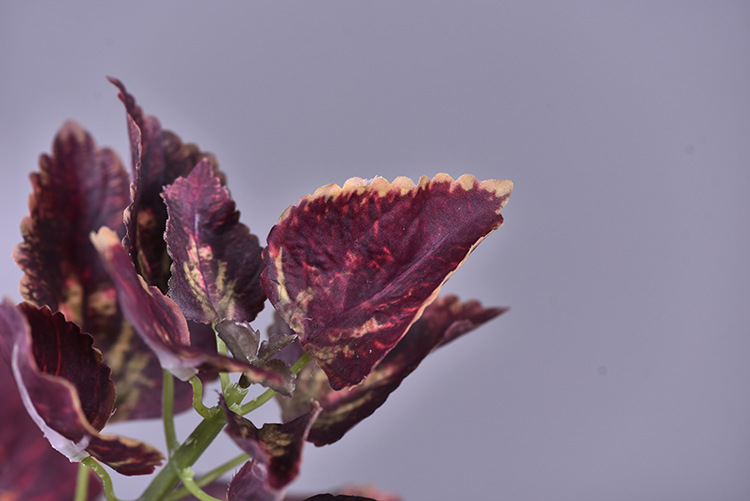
[2,2,749,500]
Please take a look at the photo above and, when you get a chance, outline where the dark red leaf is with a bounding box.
[0,356,102,500]
[0,300,163,475]
[224,401,321,500]
[262,174,512,390]
[278,296,507,446]
[164,159,265,323]
[13,121,129,315]
[92,227,289,391]
[11,120,184,422]
[109,77,225,292]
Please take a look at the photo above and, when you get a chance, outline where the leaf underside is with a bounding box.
[277,295,507,446]
[0,300,163,475]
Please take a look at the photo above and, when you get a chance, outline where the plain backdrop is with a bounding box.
[1,2,749,500]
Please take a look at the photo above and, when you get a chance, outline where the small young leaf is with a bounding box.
[164,159,265,324]
[262,174,512,390]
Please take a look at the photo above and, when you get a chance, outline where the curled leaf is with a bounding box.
[278,295,507,446]
[0,356,102,500]
[164,159,265,324]
[262,174,512,389]
[0,300,163,475]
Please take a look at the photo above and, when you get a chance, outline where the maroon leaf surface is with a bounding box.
[0,354,102,500]
[11,121,153,420]
[164,159,265,324]
[92,227,289,391]
[224,401,321,501]
[13,120,129,317]
[0,300,163,475]
[11,120,186,422]
[262,174,512,390]
[109,77,225,293]
[277,295,507,446]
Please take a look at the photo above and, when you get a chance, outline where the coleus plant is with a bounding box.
[0,78,513,501]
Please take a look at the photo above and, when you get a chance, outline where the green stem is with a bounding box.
[189,375,215,419]
[174,466,223,501]
[75,462,90,501]
[213,323,231,395]
[290,352,312,374]
[163,369,178,455]
[238,387,275,415]
[82,457,119,501]
[136,413,227,501]
[165,453,250,501]
[139,353,311,500]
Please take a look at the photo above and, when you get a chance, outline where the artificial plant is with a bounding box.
[0,78,513,501]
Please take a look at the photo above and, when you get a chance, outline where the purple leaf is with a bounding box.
[0,300,163,475]
[13,121,129,314]
[262,174,512,390]
[223,400,322,501]
[109,77,225,292]
[10,121,167,421]
[0,356,102,500]
[164,159,265,324]
[278,295,507,446]
[92,227,289,392]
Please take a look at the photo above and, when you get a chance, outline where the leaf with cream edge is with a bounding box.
[0,300,163,475]
[277,295,507,445]
[92,227,290,393]
[164,159,265,324]
[11,120,184,422]
[109,77,225,293]
[262,174,512,390]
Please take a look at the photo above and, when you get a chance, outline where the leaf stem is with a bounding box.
[189,375,215,419]
[75,462,90,501]
[136,413,226,501]
[138,353,311,500]
[238,387,275,415]
[164,453,250,501]
[82,457,119,501]
[174,466,223,501]
[291,352,312,374]
[213,323,231,395]
[163,369,178,455]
